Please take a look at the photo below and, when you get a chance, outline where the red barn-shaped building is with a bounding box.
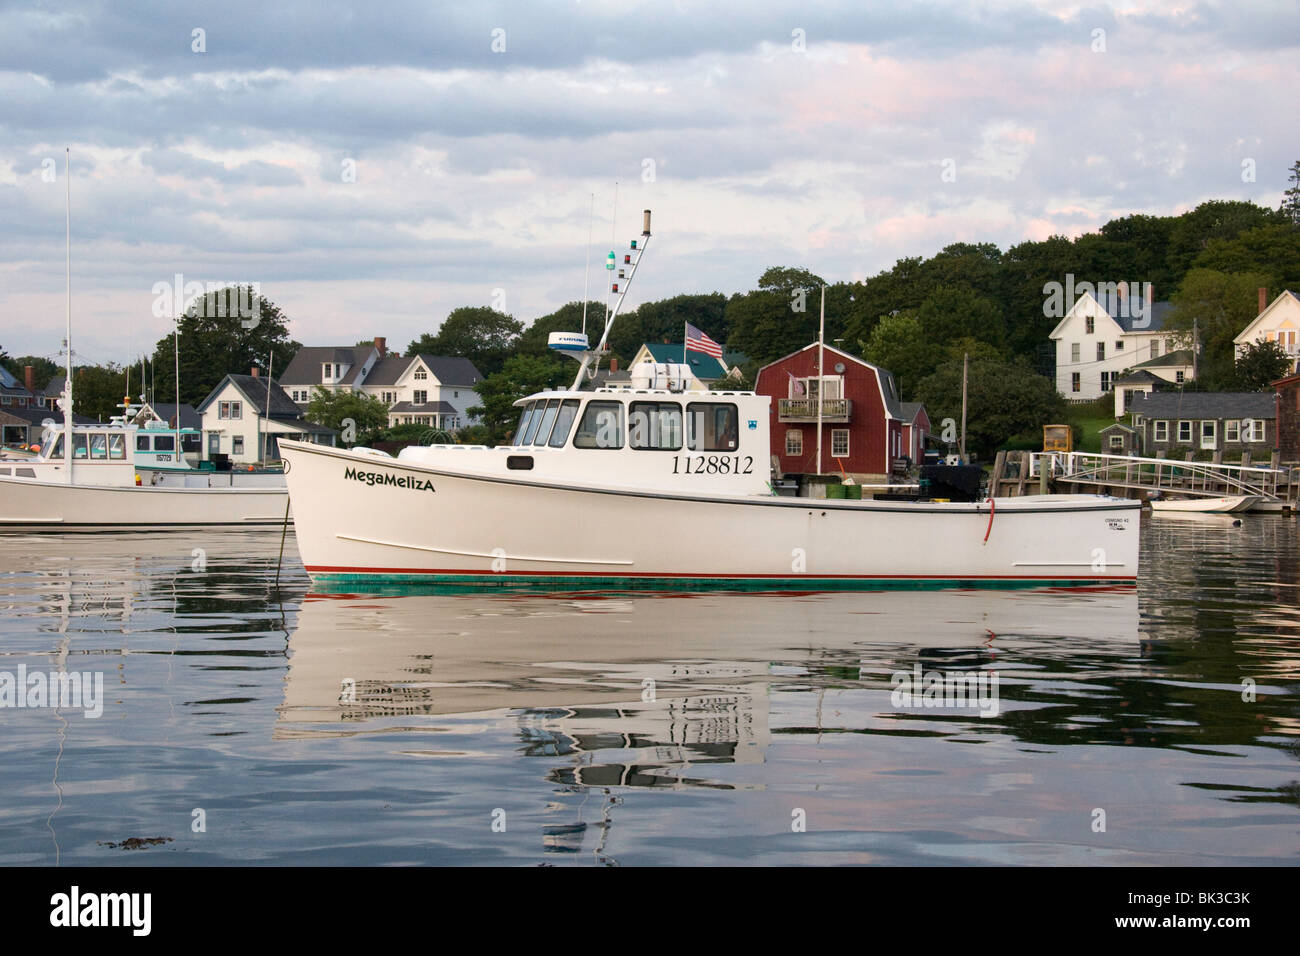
[755,343,912,482]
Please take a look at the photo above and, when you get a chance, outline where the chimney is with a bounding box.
[1116,280,1127,310]
[251,367,259,378]
[609,356,619,373]
[374,336,387,357]
[24,365,34,395]
[1259,287,1268,315]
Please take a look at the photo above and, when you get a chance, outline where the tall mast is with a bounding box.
[568,210,652,391]
[816,285,825,477]
[63,147,73,482]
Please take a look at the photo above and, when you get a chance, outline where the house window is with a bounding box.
[1154,421,1168,442]
[1134,416,1143,427]
[323,363,332,380]
[1085,316,1095,334]
[1101,371,1112,392]
[1247,420,1265,442]
[414,369,427,380]
[1151,339,1161,358]
[1200,420,1216,448]
[1071,343,1080,363]
[1115,340,1123,351]
[1226,420,1240,442]
[1175,371,1185,383]
[831,429,849,457]
[454,390,459,398]
[785,429,802,456]
[1177,421,1192,443]
[1096,342,1105,361]
[1109,435,1125,450]
[413,390,427,405]
[233,436,244,456]
[219,401,242,420]
[208,433,220,455]
[1071,373,1081,393]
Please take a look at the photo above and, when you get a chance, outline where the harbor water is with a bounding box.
[0,515,1297,866]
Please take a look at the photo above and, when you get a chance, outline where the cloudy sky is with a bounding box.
[0,0,1295,365]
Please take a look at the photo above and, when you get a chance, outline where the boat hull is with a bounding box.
[0,475,289,529]
[281,442,1141,590]
[1150,495,1261,514]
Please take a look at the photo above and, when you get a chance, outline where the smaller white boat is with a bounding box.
[1149,494,1261,514]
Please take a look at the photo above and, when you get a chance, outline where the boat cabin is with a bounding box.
[396,387,774,495]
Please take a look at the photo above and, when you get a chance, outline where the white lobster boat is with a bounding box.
[280,210,1141,591]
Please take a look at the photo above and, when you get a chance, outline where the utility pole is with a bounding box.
[1192,317,1199,382]
[959,352,968,462]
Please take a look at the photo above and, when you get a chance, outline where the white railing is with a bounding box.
[1029,451,1289,498]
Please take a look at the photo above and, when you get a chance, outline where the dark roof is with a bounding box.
[1099,422,1137,434]
[1133,391,1276,421]
[268,417,336,435]
[0,366,22,389]
[1132,348,1194,369]
[899,401,927,423]
[2,405,95,425]
[143,402,200,430]
[388,400,457,414]
[641,343,726,380]
[43,378,63,396]
[1115,369,1166,386]
[1097,293,1173,333]
[197,374,302,418]
[279,346,374,386]
[877,369,903,420]
[722,350,749,369]
[415,355,481,386]
[360,355,414,387]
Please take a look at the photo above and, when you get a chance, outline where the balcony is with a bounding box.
[778,398,852,422]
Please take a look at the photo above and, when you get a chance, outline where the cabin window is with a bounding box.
[1154,421,1168,442]
[89,433,108,460]
[233,436,244,456]
[48,436,64,458]
[136,435,151,452]
[513,402,538,445]
[1177,421,1192,443]
[1226,420,1240,442]
[108,434,126,460]
[831,429,849,458]
[531,400,562,446]
[629,402,683,451]
[785,430,802,455]
[686,403,739,451]
[548,400,580,447]
[154,435,175,452]
[73,434,88,459]
[573,401,624,449]
[521,401,548,444]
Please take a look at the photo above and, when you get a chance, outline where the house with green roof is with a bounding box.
[628,342,728,390]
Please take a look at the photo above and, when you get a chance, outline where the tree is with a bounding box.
[913,286,1006,348]
[149,287,300,408]
[612,293,729,358]
[862,312,932,398]
[1233,340,1292,391]
[516,301,606,358]
[1165,200,1282,282]
[1165,269,1272,389]
[915,356,1065,460]
[1192,224,1300,291]
[408,306,522,378]
[725,267,829,365]
[304,388,391,445]
[467,355,567,444]
[1281,160,1300,225]
[70,364,128,422]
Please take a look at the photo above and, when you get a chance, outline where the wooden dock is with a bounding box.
[990,450,1300,509]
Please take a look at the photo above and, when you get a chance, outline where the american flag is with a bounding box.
[685,322,723,358]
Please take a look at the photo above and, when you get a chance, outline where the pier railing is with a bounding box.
[1028,451,1289,499]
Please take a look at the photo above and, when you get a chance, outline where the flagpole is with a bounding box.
[817,286,825,478]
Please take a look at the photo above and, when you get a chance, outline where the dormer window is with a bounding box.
[1085,317,1095,335]
[414,369,427,380]
[323,363,333,380]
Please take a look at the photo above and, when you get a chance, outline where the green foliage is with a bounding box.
[610,293,729,359]
[1165,269,1272,389]
[915,356,1065,460]
[149,288,300,408]
[70,364,129,422]
[468,354,568,444]
[1233,339,1293,391]
[1165,200,1283,280]
[1192,224,1300,290]
[516,301,606,357]
[862,312,931,398]
[725,267,829,365]
[1279,160,1300,226]
[304,388,390,445]
[408,306,522,378]
[914,285,1005,348]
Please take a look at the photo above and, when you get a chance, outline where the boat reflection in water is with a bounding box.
[279,586,1139,857]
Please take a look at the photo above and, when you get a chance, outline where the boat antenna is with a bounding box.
[62,147,73,483]
[567,209,652,390]
[581,192,594,337]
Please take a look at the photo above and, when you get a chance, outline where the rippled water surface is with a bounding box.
[1,515,1298,865]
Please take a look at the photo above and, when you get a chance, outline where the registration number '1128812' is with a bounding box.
[671,455,753,475]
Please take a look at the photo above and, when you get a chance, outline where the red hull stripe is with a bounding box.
[307,565,1134,581]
